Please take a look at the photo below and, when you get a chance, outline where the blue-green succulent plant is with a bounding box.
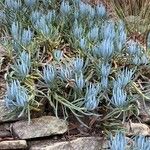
[5,80,28,109]
[1,0,150,133]
[12,51,31,79]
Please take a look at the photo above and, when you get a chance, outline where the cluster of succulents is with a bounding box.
[0,0,150,141]
[109,132,150,150]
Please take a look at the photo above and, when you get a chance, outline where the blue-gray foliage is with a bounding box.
[73,21,83,39]
[79,38,87,50]
[114,68,134,88]
[134,135,150,150]
[11,22,32,50]
[132,54,149,65]
[95,38,114,60]
[60,0,71,15]
[111,69,134,108]
[87,4,95,19]
[127,40,148,65]
[84,83,100,110]
[1,0,150,129]
[101,63,111,77]
[5,80,28,109]
[100,63,111,89]
[46,10,56,23]
[102,21,115,40]
[33,11,57,38]
[109,132,150,150]
[24,0,37,7]
[75,72,84,91]
[111,86,127,108]
[0,11,6,23]
[5,0,22,11]
[72,57,84,74]
[31,11,42,24]
[21,27,32,46]
[88,26,99,42]
[60,65,73,81]
[127,40,141,55]
[42,0,56,6]
[96,4,106,17]
[35,16,50,36]
[115,21,127,51]
[109,132,126,150]
[43,64,56,86]
[13,51,31,79]
[53,50,63,61]
[79,2,89,16]
[11,21,21,41]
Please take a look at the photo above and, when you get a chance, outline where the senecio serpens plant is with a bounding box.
[1,0,150,139]
[109,132,150,150]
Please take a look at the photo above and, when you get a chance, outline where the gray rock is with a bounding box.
[0,123,11,137]
[12,116,68,139]
[0,140,27,149]
[29,137,107,150]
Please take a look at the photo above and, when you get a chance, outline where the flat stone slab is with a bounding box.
[0,123,11,137]
[0,140,27,149]
[29,137,106,150]
[12,116,68,139]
